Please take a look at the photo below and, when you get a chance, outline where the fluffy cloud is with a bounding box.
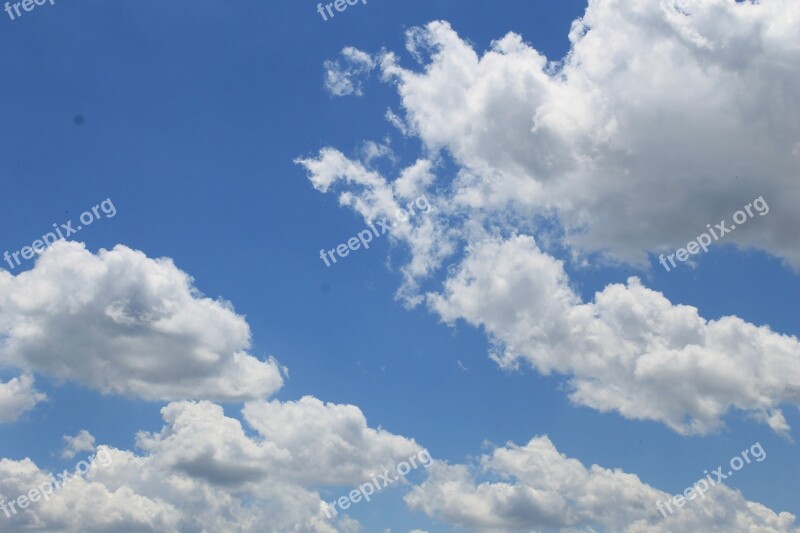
[0,241,284,402]
[406,436,799,532]
[0,242,423,530]
[3,422,796,532]
[0,452,181,532]
[0,375,46,423]
[0,397,423,532]
[299,1,800,434]
[373,1,800,267]
[428,235,800,435]
[298,151,800,434]
[241,396,422,485]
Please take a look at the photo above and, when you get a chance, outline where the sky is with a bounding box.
[0,0,799,532]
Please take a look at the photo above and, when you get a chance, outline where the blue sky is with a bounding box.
[1,1,799,532]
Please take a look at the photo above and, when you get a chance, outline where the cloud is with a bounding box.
[298,149,800,435]
[0,241,284,402]
[428,235,800,435]
[406,436,799,532]
[324,47,376,97]
[385,108,409,136]
[296,149,456,304]
[393,159,436,201]
[372,1,800,268]
[241,396,423,485]
[0,242,423,531]
[3,415,796,532]
[298,2,800,435]
[0,397,422,532]
[0,450,181,532]
[0,375,46,423]
[61,430,96,460]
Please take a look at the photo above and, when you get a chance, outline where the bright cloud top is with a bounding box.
[0,241,284,402]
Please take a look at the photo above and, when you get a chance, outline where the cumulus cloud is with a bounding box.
[0,374,46,423]
[0,397,423,532]
[298,150,800,435]
[373,2,800,268]
[298,1,800,435]
[241,396,422,484]
[0,241,284,402]
[0,454,182,531]
[428,235,800,435]
[406,436,799,532]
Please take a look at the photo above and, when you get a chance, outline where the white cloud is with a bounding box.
[393,159,436,201]
[0,396,423,532]
[372,1,800,268]
[296,149,456,304]
[324,47,376,96]
[428,234,800,435]
[385,108,409,136]
[406,436,799,532]
[241,396,422,485]
[299,2,800,435]
[360,141,396,167]
[0,242,429,531]
[61,430,96,460]
[298,148,800,435]
[0,241,284,402]
[0,375,46,423]
[0,452,182,531]
[4,423,796,532]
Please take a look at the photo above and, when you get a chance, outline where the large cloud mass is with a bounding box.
[429,235,800,435]
[298,154,800,435]
[303,0,800,435]
[0,241,284,401]
[407,436,799,532]
[0,398,423,532]
[3,405,796,532]
[367,0,800,267]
